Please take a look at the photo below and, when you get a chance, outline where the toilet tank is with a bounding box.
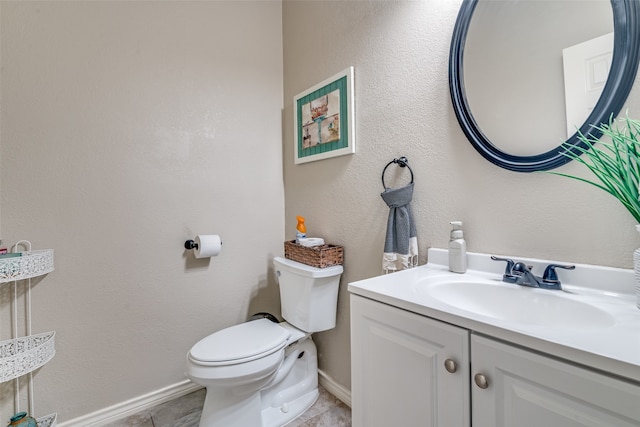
[273,257,343,333]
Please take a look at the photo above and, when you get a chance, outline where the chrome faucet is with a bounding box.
[491,256,575,290]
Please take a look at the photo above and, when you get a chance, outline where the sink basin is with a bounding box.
[423,280,615,328]
[349,248,640,384]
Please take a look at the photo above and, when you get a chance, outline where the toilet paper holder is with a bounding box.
[184,234,223,258]
[184,240,199,250]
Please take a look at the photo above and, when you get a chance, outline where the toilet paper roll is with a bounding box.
[194,234,222,258]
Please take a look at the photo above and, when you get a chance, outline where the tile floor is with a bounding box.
[103,384,351,427]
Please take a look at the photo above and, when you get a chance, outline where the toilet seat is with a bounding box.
[189,319,290,366]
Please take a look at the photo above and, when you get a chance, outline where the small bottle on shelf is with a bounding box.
[296,216,307,243]
[448,221,467,273]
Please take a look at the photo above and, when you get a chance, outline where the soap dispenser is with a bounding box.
[448,221,467,273]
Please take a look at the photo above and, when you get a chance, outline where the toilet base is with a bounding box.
[262,388,318,427]
[197,336,320,427]
[260,337,319,426]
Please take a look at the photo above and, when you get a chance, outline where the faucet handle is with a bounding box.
[491,256,518,282]
[542,263,576,284]
[491,256,514,272]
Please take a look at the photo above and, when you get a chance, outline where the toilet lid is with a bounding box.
[190,319,291,364]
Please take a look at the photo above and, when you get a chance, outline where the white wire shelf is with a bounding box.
[0,331,56,383]
[0,250,54,283]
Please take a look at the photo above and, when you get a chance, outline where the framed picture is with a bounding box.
[294,67,355,164]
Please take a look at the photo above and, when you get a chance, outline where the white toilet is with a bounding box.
[185,256,343,427]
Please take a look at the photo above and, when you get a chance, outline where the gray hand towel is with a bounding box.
[381,182,418,273]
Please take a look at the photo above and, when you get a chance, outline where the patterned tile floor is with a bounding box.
[103,384,351,427]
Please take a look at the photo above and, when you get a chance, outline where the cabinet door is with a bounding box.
[471,334,640,427]
[351,295,470,427]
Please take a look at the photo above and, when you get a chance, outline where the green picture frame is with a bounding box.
[294,67,355,164]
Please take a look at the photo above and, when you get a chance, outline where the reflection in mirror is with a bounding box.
[449,0,640,172]
[464,0,612,156]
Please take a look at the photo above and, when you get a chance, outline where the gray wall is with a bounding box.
[1,1,284,421]
[283,0,640,390]
[2,0,638,422]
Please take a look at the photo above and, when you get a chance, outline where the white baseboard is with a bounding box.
[58,371,350,426]
[318,369,351,408]
[58,379,202,427]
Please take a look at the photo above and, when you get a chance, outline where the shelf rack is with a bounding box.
[0,244,56,426]
[0,250,54,283]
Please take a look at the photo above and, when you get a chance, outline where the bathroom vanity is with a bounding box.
[349,249,640,427]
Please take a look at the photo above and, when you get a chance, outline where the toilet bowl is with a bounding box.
[185,257,343,427]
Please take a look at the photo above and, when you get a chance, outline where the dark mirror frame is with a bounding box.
[449,0,640,172]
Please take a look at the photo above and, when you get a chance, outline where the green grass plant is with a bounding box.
[551,115,640,223]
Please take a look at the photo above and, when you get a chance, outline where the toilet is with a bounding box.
[185,256,343,427]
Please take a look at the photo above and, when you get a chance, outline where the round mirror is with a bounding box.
[449,0,640,172]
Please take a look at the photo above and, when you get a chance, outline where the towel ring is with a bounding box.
[381,156,414,189]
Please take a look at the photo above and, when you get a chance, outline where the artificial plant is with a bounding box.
[552,115,640,223]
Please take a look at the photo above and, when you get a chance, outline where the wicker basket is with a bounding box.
[284,240,343,268]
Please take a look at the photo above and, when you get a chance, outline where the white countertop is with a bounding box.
[348,248,640,383]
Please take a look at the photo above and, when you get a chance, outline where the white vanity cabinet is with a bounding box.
[351,295,470,427]
[351,294,640,427]
[472,334,640,427]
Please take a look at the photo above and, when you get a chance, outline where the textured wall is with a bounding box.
[2,0,638,420]
[283,0,640,391]
[1,1,283,421]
